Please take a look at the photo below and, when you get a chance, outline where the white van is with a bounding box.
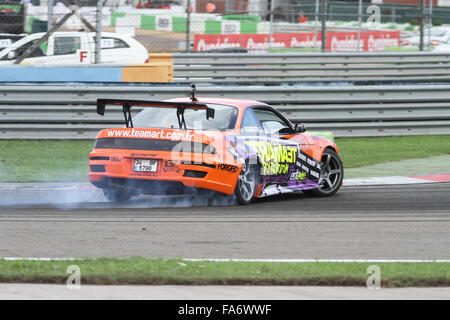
[0,32,149,65]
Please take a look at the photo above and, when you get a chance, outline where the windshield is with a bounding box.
[0,36,47,60]
[132,104,238,130]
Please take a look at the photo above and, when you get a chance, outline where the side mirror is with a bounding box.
[7,51,17,60]
[278,127,295,135]
[295,123,306,133]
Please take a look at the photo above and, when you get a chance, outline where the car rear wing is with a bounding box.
[96,98,215,129]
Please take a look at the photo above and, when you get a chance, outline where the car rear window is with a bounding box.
[94,37,130,49]
[132,104,238,130]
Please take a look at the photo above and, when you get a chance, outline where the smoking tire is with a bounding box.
[234,161,260,205]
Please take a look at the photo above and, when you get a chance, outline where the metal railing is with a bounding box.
[1,83,450,139]
[172,52,450,83]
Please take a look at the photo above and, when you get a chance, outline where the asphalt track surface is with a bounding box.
[0,183,449,259]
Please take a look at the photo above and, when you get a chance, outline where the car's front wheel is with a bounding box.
[234,162,259,205]
[304,148,343,197]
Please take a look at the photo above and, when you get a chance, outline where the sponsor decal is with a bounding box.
[307,158,317,167]
[163,160,180,173]
[310,170,320,179]
[165,160,178,167]
[131,172,157,176]
[156,16,172,31]
[194,31,400,53]
[101,38,115,49]
[290,170,307,181]
[0,39,12,48]
[298,154,307,162]
[245,141,297,175]
[77,50,90,64]
[106,129,194,141]
[217,163,239,173]
[131,153,157,157]
[222,20,240,34]
[111,157,121,162]
[232,138,324,195]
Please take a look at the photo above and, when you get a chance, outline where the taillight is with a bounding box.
[402,40,410,46]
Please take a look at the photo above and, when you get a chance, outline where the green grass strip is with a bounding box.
[0,140,94,182]
[336,135,450,168]
[0,258,448,287]
[0,135,449,182]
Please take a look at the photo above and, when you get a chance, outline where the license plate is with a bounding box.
[133,159,158,172]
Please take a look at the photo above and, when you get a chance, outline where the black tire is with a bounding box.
[304,148,344,197]
[234,161,260,205]
[103,188,133,202]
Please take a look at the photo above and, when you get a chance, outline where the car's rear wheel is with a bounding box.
[234,162,259,205]
[304,148,343,197]
[103,188,133,202]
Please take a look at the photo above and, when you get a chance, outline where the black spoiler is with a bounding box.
[96,98,215,129]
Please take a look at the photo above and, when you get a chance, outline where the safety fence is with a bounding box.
[1,84,450,139]
[13,1,450,53]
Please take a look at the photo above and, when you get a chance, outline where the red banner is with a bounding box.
[194,31,400,53]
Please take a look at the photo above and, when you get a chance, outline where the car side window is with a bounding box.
[53,37,81,55]
[253,108,291,135]
[241,108,262,129]
[94,37,130,49]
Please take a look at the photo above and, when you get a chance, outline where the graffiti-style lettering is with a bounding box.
[245,141,297,175]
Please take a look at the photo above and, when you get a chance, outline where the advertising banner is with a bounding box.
[194,31,400,53]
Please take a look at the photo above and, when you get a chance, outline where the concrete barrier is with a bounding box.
[0,54,174,83]
[0,65,122,82]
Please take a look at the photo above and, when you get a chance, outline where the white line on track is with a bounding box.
[1,258,450,263]
[1,258,76,261]
[343,176,433,186]
[184,259,450,263]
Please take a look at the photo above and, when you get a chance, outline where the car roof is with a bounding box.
[165,97,270,109]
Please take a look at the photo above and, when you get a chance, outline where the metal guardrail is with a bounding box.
[172,52,450,83]
[1,84,450,139]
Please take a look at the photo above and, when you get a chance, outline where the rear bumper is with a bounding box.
[88,149,240,195]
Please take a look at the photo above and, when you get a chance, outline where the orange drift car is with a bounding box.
[89,87,343,204]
